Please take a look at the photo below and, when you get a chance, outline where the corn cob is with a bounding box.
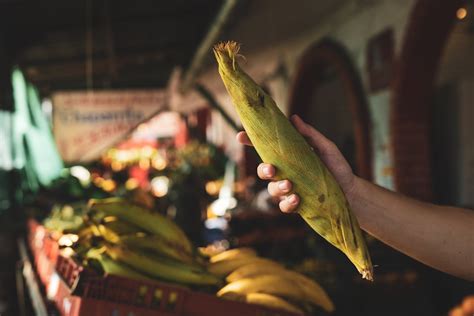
[213,41,373,280]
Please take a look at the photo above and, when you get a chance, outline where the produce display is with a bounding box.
[210,248,334,314]
[214,41,373,280]
[62,198,220,287]
[40,197,335,315]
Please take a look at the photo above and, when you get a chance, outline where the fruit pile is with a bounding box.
[43,197,334,315]
[206,248,334,315]
[71,197,220,286]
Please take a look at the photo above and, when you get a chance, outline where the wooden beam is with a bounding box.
[24,51,176,81]
[181,0,238,93]
[195,83,239,132]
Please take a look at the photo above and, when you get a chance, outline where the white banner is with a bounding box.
[52,90,166,163]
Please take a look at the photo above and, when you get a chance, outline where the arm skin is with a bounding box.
[237,115,474,281]
[349,176,474,281]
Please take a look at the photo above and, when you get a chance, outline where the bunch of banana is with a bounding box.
[209,248,334,314]
[85,247,151,281]
[64,198,222,287]
[88,197,193,255]
[105,244,220,286]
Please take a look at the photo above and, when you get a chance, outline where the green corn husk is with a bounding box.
[213,41,373,280]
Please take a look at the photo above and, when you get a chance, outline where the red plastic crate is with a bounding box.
[61,262,303,316]
[28,219,60,264]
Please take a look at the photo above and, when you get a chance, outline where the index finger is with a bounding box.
[236,131,253,146]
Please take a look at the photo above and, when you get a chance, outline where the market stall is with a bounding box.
[1,1,473,316]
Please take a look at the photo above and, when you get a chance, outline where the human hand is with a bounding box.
[236,114,357,213]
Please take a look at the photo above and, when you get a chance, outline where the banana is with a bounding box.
[279,270,334,312]
[77,225,94,239]
[226,263,334,312]
[97,224,121,243]
[218,274,333,312]
[245,293,304,315]
[198,246,223,258]
[226,261,286,283]
[217,275,305,301]
[94,223,196,265]
[210,248,257,263]
[208,257,276,277]
[120,234,196,265]
[102,218,143,235]
[88,198,193,255]
[87,251,151,281]
[105,245,222,286]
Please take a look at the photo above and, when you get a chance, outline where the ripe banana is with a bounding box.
[210,248,257,263]
[97,224,121,243]
[218,274,333,312]
[217,275,306,301]
[226,263,333,312]
[245,293,304,315]
[214,41,373,280]
[226,261,286,283]
[209,257,277,277]
[105,245,222,286]
[280,270,334,312]
[88,198,193,255]
[94,222,196,265]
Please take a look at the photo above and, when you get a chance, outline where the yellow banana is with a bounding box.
[226,261,286,283]
[218,274,333,312]
[97,224,121,243]
[245,293,304,315]
[217,275,305,301]
[210,247,257,263]
[226,263,334,312]
[88,198,193,255]
[214,41,373,280]
[280,270,334,312]
[105,245,222,286]
[94,223,196,265]
[208,257,276,277]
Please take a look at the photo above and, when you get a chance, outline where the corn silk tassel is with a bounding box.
[213,41,373,280]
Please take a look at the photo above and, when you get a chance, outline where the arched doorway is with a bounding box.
[288,38,372,180]
[390,0,463,201]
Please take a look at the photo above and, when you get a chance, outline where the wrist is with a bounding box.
[345,175,363,208]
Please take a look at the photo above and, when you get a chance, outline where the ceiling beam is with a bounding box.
[24,50,182,81]
[181,0,238,93]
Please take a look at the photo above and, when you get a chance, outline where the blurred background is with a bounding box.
[0,0,473,315]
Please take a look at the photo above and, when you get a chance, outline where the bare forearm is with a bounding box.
[349,177,474,281]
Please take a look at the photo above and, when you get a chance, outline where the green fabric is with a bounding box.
[12,68,63,187]
[0,68,64,211]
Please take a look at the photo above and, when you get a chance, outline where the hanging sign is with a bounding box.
[52,90,166,163]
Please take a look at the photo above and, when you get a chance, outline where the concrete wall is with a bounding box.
[433,19,474,207]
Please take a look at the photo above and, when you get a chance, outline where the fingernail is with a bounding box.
[288,194,297,204]
[263,166,271,176]
[278,181,289,191]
